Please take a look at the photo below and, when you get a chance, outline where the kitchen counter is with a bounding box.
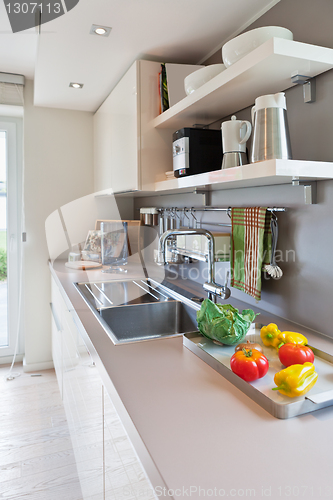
[50,259,333,500]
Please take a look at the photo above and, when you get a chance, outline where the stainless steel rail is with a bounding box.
[158,206,286,214]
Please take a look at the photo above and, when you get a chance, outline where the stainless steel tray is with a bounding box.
[183,324,333,419]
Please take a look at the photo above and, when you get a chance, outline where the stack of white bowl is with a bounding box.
[183,27,293,96]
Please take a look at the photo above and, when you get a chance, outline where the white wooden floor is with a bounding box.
[0,363,157,500]
[0,363,84,500]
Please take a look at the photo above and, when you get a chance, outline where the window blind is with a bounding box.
[0,73,25,106]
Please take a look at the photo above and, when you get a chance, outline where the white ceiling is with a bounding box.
[0,0,280,113]
[0,2,37,79]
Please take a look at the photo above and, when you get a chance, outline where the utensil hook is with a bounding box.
[173,207,181,228]
[169,208,177,229]
[271,210,278,222]
[183,208,190,227]
[190,207,199,228]
[174,208,181,220]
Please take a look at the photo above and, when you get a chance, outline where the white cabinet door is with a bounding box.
[50,306,63,398]
[109,62,139,193]
[94,60,172,194]
[94,93,113,192]
[94,62,139,194]
[51,277,63,398]
[50,276,104,499]
[62,311,104,500]
[104,388,157,500]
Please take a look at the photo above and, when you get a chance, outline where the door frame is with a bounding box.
[0,116,24,359]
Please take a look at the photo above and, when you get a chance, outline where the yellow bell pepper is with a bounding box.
[260,323,281,348]
[272,362,318,398]
[277,331,308,349]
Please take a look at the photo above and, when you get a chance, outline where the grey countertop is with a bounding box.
[50,259,333,500]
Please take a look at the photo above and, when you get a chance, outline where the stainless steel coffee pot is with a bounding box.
[221,115,251,169]
[250,92,292,163]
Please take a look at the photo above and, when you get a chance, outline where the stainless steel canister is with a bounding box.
[140,208,159,226]
[250,107,292,162]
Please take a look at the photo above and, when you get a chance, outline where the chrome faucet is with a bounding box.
[158,228,231,302]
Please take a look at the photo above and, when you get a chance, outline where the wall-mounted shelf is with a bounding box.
[152,38,333,130]
[154,159,333,195]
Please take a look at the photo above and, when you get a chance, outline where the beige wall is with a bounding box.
[23,80,94,371]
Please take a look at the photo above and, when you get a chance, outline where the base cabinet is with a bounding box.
[62,325,104,499]
[103,389,156,499]
[51,275,156,500]
[51,277,64,398]
[51,276,104,499]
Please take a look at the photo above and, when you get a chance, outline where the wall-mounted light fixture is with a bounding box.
[90,24,112,37]
[69,82,84,89]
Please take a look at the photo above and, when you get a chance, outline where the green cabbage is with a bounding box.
[196,299,258,345]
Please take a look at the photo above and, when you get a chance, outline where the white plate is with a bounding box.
[65,260,102,270]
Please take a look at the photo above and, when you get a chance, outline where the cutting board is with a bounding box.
[65,261,102,270]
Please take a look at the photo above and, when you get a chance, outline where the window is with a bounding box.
[0,118,23,359]
[0,131,7,348]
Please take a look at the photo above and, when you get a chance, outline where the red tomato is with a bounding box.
[230,348,269,382]
[278,343,314,367]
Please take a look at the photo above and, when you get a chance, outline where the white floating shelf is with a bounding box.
[152,38,333,130]
[154,160,333,194]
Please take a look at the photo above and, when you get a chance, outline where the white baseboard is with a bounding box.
[0,354,24,365]
[23,357,54,373]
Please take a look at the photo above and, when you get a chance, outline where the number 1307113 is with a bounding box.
[5,2,62,14]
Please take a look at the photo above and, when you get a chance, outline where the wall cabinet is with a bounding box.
[94,60,172,194]
[51,275,156,499]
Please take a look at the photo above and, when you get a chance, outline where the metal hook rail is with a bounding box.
[157,206,286,229]
[158,206,286,215]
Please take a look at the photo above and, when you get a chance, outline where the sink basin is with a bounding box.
[100,301,197,343]
[74,279,199,344]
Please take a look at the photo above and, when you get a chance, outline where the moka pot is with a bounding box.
[221,115,252,169]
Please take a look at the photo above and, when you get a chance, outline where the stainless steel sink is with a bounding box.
[74,279,199,344]
[100,301,197,343]
[74,279,172,310]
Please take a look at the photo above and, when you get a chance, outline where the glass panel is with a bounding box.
[0,130,8,347]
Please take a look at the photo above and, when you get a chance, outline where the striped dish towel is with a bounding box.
[230,207,272,300]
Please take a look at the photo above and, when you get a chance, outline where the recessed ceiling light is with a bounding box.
[90,24,112,37]
[69,82,84,89]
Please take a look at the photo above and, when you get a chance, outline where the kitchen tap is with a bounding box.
[157,228,231,302]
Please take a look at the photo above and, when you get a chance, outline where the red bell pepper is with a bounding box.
[230,348,269,382]
[278,343,314,367]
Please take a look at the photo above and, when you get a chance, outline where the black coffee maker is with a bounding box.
[172,127,222,178]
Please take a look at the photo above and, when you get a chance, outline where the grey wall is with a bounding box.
[205,0,333,65]
[135,0,333,339]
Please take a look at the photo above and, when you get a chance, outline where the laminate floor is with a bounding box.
[0,363,157,500]
[0,363,84,500]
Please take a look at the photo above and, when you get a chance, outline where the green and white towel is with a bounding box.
[230,207,272,300]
